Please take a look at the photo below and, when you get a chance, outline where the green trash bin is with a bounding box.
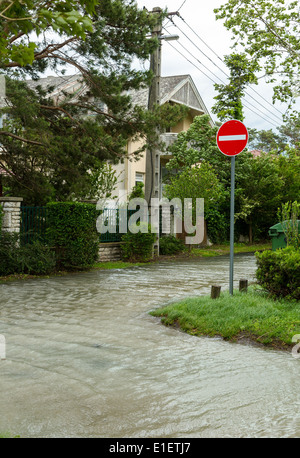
[269,220,300,251]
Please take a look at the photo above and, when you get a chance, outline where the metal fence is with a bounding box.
[99,208,140,243]
[20,206,49,245]
[20,206,161,245]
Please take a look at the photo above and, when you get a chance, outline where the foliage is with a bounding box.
[0,2,187,204]
[276,149,300,204]
[235,153,284,242]
[164,163,223,230]
[0,232,19,275]
[205,207,228,244]
[164,114,295,242]
[248,127,288,154]
[166,115,254,188]
[212,52,260,122]
[0,0,97,68]
[128,182,145,201]
[277,201,300,249]
[121,222,156,262]
[46,201,100,269]
[159,235,185,255]
[14,242,56,275]
[84,162,119,203]
[166,115,219,172]
[0,204,3,231]
[0,232,55,276]
[256,247,300,301]
[214,0,300,106]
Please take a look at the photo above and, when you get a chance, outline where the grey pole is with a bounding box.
[229,155,235,295]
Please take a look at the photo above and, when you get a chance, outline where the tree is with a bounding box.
[235,153,284,242]
[212,52,260,122]
[247,127,287,154]
[214,0,300,106]
[166,115,253,191]
[164,115,286,242]
[276,148,300,204]
[0,0,97,68]
[0,1,187,203]
[164,163,223,245]
[277,111,300,153]
[164,163,222,213]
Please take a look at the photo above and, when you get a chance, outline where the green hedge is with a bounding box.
[46,202,100,270]
[255,247,300,301]
[121,222,156,262]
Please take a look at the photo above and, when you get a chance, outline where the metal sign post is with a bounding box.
[229,155,235,295]
[216,120,248,295]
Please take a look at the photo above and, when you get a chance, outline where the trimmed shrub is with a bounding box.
[121,222,156,262]
[255,247,300,301]
[0,232,56,276]
[159,235,185,255]
[46,202,100,270]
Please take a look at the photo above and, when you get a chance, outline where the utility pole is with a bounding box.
[145,7,178,256]
[145,7,163,256]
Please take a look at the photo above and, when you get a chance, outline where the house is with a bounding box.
[111,74,214,203]
[25,73,213,204]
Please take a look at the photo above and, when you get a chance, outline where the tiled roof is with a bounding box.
[26,74,191,107]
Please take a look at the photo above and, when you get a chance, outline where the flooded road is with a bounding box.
[0,254,299,438]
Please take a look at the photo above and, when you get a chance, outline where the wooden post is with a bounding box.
[211,285,221,299]
[239,279,248,292]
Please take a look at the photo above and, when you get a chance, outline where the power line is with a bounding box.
[163,28,282,126]
[177,0,188,13]
[175,14,285,120]
[163,27,226,85]
[170,18,284,124]
[164,39,280,128]
[165,40,218,85]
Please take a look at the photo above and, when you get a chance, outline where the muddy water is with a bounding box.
[0,254,299,438]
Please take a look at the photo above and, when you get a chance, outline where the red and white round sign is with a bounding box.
[216,120,248,156]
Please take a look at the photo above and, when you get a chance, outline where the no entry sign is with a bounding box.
[215,119,248,295]
[216,120,248,156]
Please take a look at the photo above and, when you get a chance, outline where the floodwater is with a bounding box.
[0,254,299,438]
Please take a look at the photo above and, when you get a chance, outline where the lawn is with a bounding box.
[150,288,300,350]
[189,242,271,257]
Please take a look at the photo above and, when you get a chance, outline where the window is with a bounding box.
[135,172,144,187]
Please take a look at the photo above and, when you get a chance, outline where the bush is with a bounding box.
[205,207,228,244]
[255,247,300,300]
[17,242,56,275]
[159,235,185,255]
[121,222,156,262]
[46,202,100,270]
[0,232,19,275]
[0,232,56,276]
[0,205,3,231]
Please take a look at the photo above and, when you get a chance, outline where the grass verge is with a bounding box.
[150,288,300,351]
[189,242,271,257]
[0,260,147,283]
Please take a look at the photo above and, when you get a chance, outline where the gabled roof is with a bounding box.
[129,74,213,122]
[26,73,213,122]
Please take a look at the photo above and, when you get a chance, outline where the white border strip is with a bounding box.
[218,134,247,141]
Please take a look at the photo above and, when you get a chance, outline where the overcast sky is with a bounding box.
[136,0,297,132]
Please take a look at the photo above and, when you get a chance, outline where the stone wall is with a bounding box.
[0,197,23,233]
[98,242,123,262]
